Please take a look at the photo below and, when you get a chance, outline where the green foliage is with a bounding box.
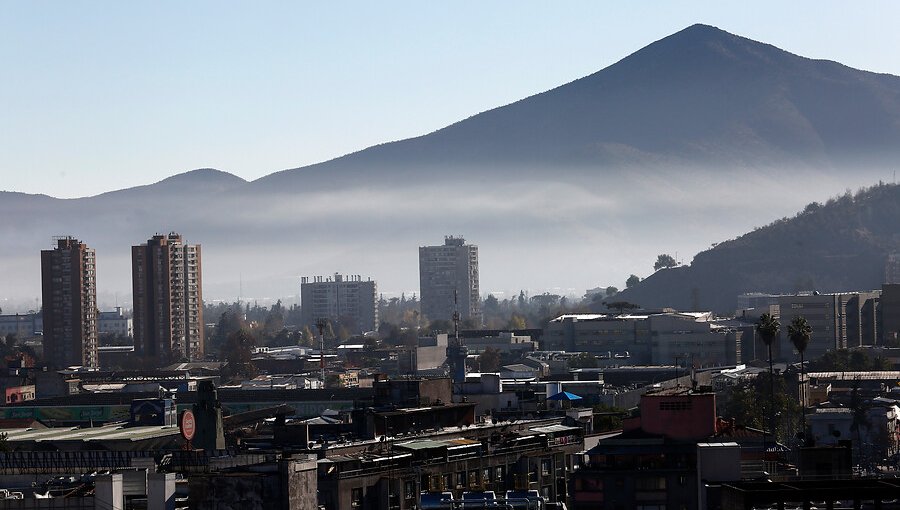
[568,352,598,369]
[808,348,891,372]
[477,348,501,372]
[604,301,639,314]
[721,372,801,443]
[787,316,812,355]
[507,314,527,330]
[221,328,257,381]
[625,274,641,288]
[592,403,626,432]
[755,313,780,347]
[654,254,677,271]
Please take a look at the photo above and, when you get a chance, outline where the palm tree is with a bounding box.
[788,315,812,432]
[756,313,780,449]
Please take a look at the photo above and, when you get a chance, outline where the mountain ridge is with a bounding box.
[615,182,900,312]
[1,24,899,304]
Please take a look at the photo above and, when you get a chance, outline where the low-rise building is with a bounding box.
[544,312,742,367]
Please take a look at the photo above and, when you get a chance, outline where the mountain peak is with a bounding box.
[157,168,247,186]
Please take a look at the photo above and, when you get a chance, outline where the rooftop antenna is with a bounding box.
[453,290,460,346]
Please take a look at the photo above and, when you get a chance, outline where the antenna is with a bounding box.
[453,289,460,345]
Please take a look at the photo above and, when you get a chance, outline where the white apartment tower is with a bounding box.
[419,236,481,324]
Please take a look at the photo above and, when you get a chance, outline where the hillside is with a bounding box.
[253,23,900,191]
[616,183,900,312]
[2,24,900,304]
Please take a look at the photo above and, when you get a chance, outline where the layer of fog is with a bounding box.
[0,164,889,313]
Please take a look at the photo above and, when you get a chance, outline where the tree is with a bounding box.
[654,254,677,271]
[568,352,598,369]
[221,328,257,381]
[788,315,812,429]
[756,313,780,445]
[507,314,527,330]
[625,274,641,288]
[721,372,801,444]
[604,301,639,314]
[477,348,501,372]
[604,286,618,297]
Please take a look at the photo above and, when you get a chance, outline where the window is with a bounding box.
[351,488,363,507]
[495,466,504,482]
[659,401,692,411]
[541,459,552,476]
[635,477,666,490]
[404,481,415,500]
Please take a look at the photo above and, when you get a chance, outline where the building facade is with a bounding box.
[777,291,880,361]
[41,237,99,369]
[300,274,378,334]
[419,236,481,324]
[543,312,742,367]
[98,307,133,338]
[132,233,204,362]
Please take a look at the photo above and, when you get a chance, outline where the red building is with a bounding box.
[570,388,763,510]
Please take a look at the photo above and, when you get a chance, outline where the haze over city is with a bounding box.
[4,3,900,509]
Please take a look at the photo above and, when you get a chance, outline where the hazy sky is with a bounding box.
[2,1,899,198]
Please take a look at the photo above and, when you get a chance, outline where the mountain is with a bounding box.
[615,182,900,313]
[2,24,900,306]
[253,23,900,191]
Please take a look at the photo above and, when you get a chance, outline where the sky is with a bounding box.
[2,1,900,198]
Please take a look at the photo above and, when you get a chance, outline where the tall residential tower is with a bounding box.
[41,237,99,369]
[132,233,204,362]
[419,236,481,324]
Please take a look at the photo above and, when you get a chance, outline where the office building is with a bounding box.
[777,291,880,361]
[300,273,377,334]
[419,236,481,324]
[544,311,743,367]
[98,307,133,338]
[132,233,204,362]
[40,236,99,369]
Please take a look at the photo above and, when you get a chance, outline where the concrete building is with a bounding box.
[41,236,99,369]
[300,273,378,334]
[419,236,481,324]
[132,233,204,362]
[570,388,763,510]
[886,253,900,285]
[0,313,41,339]
[543,312,742,367]
[777,291,880,361]
[882,284,900,347]
[98,307,133,338]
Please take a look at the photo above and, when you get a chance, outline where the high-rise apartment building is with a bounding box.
[132,233,204,362]
[41,237,99,369]
[300,273,378,334]
[419,236,481,324]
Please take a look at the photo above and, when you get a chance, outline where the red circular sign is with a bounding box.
[180,410,196,441]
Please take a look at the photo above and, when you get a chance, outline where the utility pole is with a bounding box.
[316,318,327,385]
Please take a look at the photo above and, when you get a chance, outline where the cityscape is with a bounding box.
[4,4,900,510]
